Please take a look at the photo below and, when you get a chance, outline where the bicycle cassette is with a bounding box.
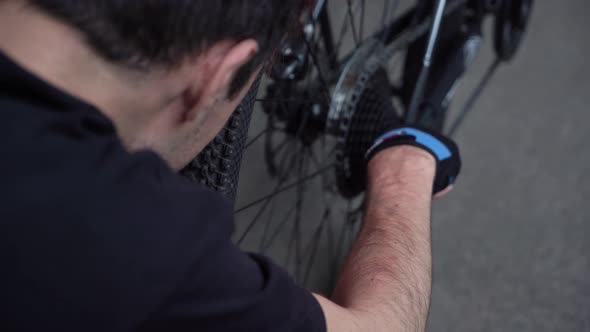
[334,69,401,198]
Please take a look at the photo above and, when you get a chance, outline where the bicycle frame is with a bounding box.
[273,0,476,84]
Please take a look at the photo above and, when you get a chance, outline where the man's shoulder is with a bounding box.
[0,96,236,330]
[0,102,234,243]
[0,58,232,234]
[2,90,225,207]
[0,91,235,258]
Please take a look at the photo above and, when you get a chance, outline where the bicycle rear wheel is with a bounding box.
[185,0,503,293]
[237,1,415,292]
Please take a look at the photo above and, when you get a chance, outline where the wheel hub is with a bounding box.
[264,33,408,196]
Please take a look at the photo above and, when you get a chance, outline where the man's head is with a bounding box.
[0,0,302,169]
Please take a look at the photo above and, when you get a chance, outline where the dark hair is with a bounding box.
[28,0,303,97]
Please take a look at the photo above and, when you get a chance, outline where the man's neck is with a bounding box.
[0,1,169,144]
[1,2,120,104]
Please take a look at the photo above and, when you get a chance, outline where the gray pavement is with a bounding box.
[238,1,590,331]
[429,1,590,331]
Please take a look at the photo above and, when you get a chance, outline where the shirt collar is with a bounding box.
[0,50,98,113]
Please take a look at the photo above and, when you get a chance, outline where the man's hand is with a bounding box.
[339,68,461,197]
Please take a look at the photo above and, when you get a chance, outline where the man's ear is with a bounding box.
[184,39,259,122]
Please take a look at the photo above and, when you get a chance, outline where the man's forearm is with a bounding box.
[332,146,435,331]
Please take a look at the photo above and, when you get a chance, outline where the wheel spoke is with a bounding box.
[303,37,332,103]
[271,137,290,156]
[292,147,309,280]
[236,145,300,244]
[235,163,334,214]
[261,204,298,251]
[244,127,270,150]
[256,97,317,104]
[448,59,501,137]
[326,211,339,288]
[359,0,366,42]
[381,0,391,29]
[284,225,297,273]
[334,9,351,59]
[346,0,361,47]
[380,0,401,43]
[236,190,275,245]
[302,208,331,284]
[257,195,279,252]
[330,201,352,285]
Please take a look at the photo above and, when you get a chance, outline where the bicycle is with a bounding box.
[182,0,533,292]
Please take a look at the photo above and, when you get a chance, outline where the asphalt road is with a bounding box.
[429,1,590,331]
[237,1,590,331]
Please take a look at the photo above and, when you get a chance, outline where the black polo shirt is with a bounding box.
[0,52,325,332]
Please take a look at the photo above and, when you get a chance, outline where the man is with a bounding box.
[0,1,461,331]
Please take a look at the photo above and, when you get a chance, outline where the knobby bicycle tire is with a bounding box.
[182,76,261,203]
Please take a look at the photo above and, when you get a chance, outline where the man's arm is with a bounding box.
[314,146,436,332]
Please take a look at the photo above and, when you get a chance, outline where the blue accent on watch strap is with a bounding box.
[373,128,452,161]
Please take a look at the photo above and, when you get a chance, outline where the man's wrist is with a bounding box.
[367,146,436,192]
